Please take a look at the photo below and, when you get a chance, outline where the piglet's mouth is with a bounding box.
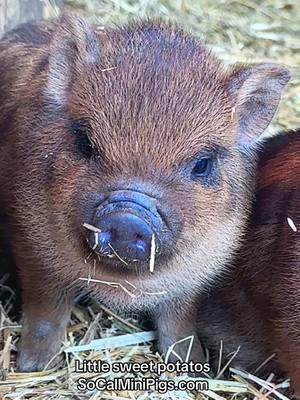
[83,190,164,269]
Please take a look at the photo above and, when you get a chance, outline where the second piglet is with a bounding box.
[0,12,290,371]
[197,130,300,394]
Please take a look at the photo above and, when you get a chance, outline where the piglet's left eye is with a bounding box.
[191,157,213,180]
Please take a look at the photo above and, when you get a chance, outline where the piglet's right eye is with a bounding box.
[71,119,94,159]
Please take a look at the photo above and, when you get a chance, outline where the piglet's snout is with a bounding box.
[87,190,161,262]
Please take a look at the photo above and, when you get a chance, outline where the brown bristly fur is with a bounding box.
[0,12,290,375]
[197,130,300,394]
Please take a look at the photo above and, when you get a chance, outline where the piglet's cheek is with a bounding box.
[47,160,85,203]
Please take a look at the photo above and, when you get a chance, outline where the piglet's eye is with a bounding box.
[71,119,94,159]
[191,157,213,180]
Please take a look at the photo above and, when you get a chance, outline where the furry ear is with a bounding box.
[226,63,290,146]
[47,12,99,108]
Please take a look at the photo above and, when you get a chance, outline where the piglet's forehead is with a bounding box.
[71,79,234,163]
[71,70,234,156]
[79,24,229,103]
[66,22,236,162]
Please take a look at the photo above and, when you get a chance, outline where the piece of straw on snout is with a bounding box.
[149,233,156,273]
[83,222,101,233]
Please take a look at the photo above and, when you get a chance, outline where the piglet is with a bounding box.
[0,12,290,371]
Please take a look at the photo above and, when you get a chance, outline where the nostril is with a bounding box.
[135,233,144,241]
[98,231,111,247]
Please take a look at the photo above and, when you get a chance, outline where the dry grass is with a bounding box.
[0,275,292,399]
[1,0,300,399]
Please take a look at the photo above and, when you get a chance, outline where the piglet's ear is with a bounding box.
[47,12,99,108]
[226,63,290,146]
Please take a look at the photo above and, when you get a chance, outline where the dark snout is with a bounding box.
[87,190,162,263]
[95,212,153,261]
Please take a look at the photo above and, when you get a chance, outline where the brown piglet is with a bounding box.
[197,130,300,394]
[0,12,290,372]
